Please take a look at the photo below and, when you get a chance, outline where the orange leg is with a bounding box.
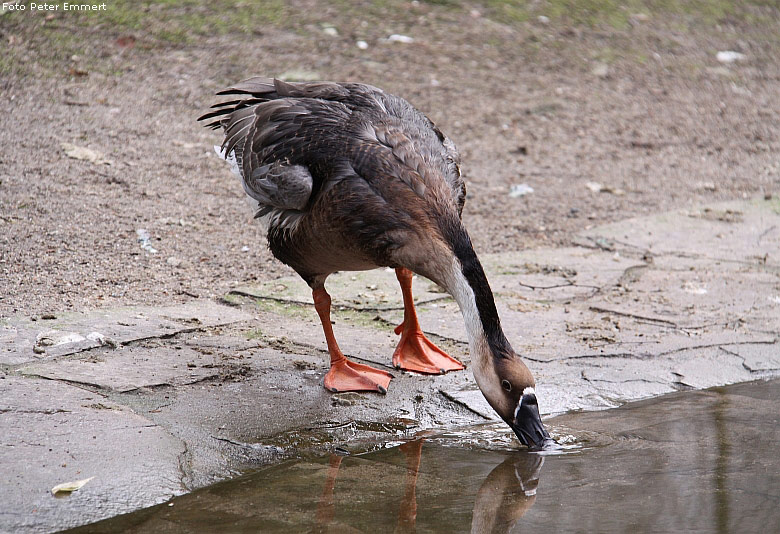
[315,454,343,528]
[396,440,423,533]
[392,268,465,374]
[314,288,393,394]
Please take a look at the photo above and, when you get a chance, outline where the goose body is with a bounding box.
[200,78,551,448]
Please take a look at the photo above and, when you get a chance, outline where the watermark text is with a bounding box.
[2,2,108,12]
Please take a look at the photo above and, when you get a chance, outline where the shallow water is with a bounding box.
[67,379,780,533]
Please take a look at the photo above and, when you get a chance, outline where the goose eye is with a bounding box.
[501,379,512,392]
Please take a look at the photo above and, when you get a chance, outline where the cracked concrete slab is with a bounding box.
[721,343,780,372]
[0,376,186,534]
[577,198,780,267]
[0,301,252,367]
[18,344,223,393]
[2,198,780,533]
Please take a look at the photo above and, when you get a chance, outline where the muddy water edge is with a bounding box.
[64,379,780,533]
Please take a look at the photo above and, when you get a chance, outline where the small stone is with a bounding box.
[388,34,414,44]
[716,51,746,63]
[41,314,56,320]
[33,346,46,354]
[591,63,609,78]
[322,26,338,37]
[537,15,550,24]
[356,40,368,50]
[166,256,182,267]
[586,181,603,193]
[696,181,717,192]
[509,183,534,198]
[332,395,356,407]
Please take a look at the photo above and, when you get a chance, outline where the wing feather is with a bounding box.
[198,77,467,230]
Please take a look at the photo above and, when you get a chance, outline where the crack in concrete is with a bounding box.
[17,369,219,394]
[17,373,112,394]
[3,322,249,374]
[0,407,71,415]
[558,352,644,362]
[589,306,677,326]
[176,439,194,492]
[581,374,669,386]
[229,289,449,312]
[438,389,492,420]
[558,340,776,363]
[656,340,777,358]
[578,234,779,272]
[516,280,602,291]
[260,336,396,371]
[719,346,780,373]
[757,224,778,245]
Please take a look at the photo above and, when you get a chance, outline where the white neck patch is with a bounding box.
[522,387,536,396]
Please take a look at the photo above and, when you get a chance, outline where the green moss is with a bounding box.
[245,327,264,340]
[473,0,772,30]
[252,297,312,320]
[4,0,289,46]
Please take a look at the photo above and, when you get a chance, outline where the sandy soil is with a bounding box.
[1,1,778,317]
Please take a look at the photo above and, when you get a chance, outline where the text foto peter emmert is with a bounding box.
[2,2,107,12]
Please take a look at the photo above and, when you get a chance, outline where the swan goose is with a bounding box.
[199,78,551,447]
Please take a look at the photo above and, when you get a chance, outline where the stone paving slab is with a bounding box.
[18,345,223,393]
[0,301,252,367]
[1,198,779,533]
[0,376,186,533]
[576,198,780,266]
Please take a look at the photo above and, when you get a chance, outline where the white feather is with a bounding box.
[214,146,267,226]
[213,145,241,178]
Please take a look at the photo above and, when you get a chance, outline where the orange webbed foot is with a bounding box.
[324,358,393,394]
[392,322,465,374]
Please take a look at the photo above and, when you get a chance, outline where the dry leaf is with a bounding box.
[68,66,89,77]
[115,35,136,49]
[51,476,94,495]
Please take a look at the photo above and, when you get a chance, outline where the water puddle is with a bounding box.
[66,379,780,533]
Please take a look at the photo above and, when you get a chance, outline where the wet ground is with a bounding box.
[63,378,780,534]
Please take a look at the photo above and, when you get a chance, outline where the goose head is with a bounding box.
[473,351,552,449]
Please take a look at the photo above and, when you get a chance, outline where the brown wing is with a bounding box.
[199,77,466,218]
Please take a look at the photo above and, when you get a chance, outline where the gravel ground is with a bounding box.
[1,0,778,317]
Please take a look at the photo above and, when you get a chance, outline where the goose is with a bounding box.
[199,78,551,448]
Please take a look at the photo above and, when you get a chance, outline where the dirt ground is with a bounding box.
[1,0,778,317]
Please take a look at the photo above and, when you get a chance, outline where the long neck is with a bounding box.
[441,228,512,363]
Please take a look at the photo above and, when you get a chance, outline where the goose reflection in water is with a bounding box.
[313,439,544,534]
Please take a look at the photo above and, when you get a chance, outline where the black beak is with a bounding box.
[511,394,553,449]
